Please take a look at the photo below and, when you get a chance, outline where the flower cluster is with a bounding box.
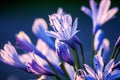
[0,0,120,80]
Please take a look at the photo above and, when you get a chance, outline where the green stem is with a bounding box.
[59,62,70,80]
[72,49,81,70]
[79,44,85,69]
[113,47,120,60]
[111,46,117,59]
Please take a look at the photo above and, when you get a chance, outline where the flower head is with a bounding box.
[27,59,55,76]
[56,40,74,66]
[46,8,79,41]
[0,42,26,69]
[81,0,118,34]
[16,31,47,61]
[32,18,55,51]
[84,54,120,80]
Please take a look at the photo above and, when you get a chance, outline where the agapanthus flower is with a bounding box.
[32,18,55,51]
[20,52,56,76]
[16,31,47,60]
[46,8,79,40]
[55,39,74,66]
[0,0,119,79]
[26,53,55,76]
[46,8,80,49]
[0,42,26,69]
[0,42,55,76]
[84,54,120,80]
[81,0,118,34]
[16,31,64,76]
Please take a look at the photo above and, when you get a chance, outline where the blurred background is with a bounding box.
[0,0,120,80]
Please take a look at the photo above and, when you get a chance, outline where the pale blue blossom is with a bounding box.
[81,0,118,34]
[32,18,55,51]
[46,8,79,41]
[84,54,120,80]
[16,31,64,76]
[0,42,26,69]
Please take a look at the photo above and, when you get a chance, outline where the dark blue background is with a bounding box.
[0,0,120,80]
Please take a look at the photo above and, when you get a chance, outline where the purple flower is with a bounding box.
[36,39,64,75]
[46,8,79,41]
[0,42,26,69]
[56,40,74,66]
[81,0,118,34]
[16,31,64,76]
[16,31,47,60]
[27,59,55,76]
[84,54,120,80]
[32,18,55,51]
[19,52,56,76]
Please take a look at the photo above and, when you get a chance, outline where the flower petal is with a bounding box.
[85,74,95,80]
[32,18,55,51]
[97,0,111,24]
[102,38,110,62]
[100,7,118,25]
[0,42,25,68]
[64,14,72,28]
[81,6,92,18]
[94,54,104,79]
[56,41,74,66]
[104,59,114,77]
[19,52,34,65]
[46,31,59,39]
[90,0,97,20]
[27,59,55,76]
[64,62,74,80]
[16,31,34,52]
[71,18,78,38]
[107,69,120,80]
[84,64,96,79]
[94,29,104,51]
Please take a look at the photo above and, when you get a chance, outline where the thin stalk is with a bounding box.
[73,65,76,71]
[79,43,85,69]
[111,46,117,59]
[113,47,120,60]
[72,49,82,70]
[60,62,71,80]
